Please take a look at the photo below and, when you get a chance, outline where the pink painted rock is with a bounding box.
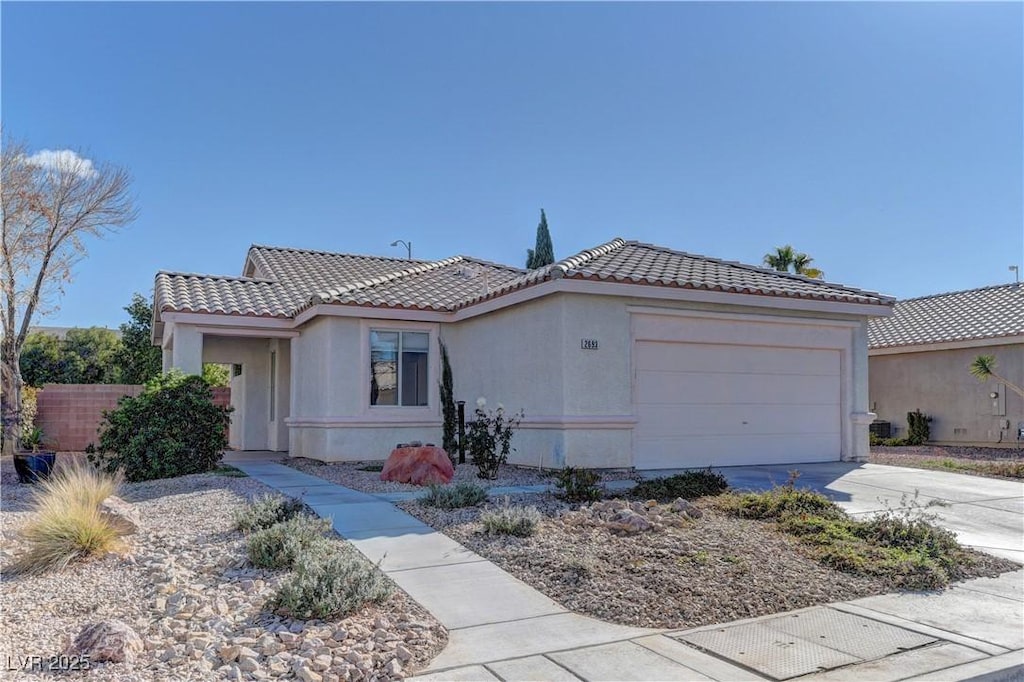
[380,446,454,486]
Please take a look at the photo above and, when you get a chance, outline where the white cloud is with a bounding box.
[25,149,98,179]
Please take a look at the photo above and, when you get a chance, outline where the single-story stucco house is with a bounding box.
[152,237,894,469]
[868,283,1023,446]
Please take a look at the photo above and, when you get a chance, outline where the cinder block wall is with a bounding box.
[35,384,231,451]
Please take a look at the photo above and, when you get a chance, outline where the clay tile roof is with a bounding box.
[154,238,892,321]
[154,272,292,318]
[868,283,1024,349]
[459,238,892,308]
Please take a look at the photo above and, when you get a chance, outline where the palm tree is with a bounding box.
[764,245,824,279]
[969,355,1024,399]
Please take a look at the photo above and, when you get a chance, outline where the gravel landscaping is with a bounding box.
[284,457,634,494]
[870,444,1024,480]
[0,455,446,681]
[399,490,1017,631]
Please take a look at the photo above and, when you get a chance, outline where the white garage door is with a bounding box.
[634,341,841,469]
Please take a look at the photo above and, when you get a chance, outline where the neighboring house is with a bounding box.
[868,283,1024,446]
[152,238,893,468]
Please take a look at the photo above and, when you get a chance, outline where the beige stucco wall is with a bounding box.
[287,316,443,460]
[204,335,275,451]
[869,343,1023,445]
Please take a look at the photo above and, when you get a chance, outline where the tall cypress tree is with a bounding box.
[526,209,555,269]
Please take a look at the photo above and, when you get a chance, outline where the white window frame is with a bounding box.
[360,320,439,417]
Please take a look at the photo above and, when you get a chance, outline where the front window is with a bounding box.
[370,330,428,406]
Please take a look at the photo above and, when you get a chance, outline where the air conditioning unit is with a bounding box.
[869,421,891,439]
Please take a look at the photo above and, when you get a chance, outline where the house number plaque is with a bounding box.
[581,338,599,350]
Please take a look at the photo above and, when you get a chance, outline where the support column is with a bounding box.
[848,320,875,462]
[169,325,203,376]
[162,348,173,373]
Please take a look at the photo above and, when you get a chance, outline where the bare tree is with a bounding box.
[1,134,137,453]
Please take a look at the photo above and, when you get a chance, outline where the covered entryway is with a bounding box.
[632,310,849,469]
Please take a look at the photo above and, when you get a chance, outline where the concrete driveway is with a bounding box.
[705,461,1023,563]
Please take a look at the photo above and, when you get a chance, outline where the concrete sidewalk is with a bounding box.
[229,458,1024,682]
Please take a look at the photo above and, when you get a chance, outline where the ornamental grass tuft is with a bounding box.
[8,463,126,576]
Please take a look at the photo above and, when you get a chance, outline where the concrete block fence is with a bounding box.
[34,384,231,452]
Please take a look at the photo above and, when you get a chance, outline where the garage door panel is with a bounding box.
[633,336,842,469]
[635,434,840,469]
[636,404,839,438]
[636,371,840,407]
[635,342,838,376]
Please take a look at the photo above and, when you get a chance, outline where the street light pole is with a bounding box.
[390,240,412,259]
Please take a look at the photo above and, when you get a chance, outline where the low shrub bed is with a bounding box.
[629,469,730,502]
[234,496,393,619]
[718,485,984,590]
[481,500,542,537]
[419,482,488,509]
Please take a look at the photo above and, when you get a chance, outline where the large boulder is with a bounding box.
[64,620,143,664]
[99,495,141,534]
[380,445,454,486]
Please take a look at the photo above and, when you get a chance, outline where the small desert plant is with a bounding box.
[233,494,308,533]
[247,515,333,569]
[630,469,729,501]
[906,409,931,446]
[268,545,393,619]
[553,467,603,502]
[481,498,542,537]
[465,398,523,479]
[419,482,488,509]
[8,464,126,575]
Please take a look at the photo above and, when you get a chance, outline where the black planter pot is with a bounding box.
[13,452,56,484]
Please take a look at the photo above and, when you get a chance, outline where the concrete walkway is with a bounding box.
[228,456,1023,681]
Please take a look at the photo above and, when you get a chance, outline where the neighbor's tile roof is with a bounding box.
[154,237,892,321]
[868,283,1024,349]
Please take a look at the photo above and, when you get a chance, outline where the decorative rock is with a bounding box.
[238,655,261,673]
[671,497,703,518]
[219,644,241,662]
[99,495,142,534]
[394,644,412,662]
[385,658,402,676]
[64,620,144,664]
[380,445,454,486]
[296,666,323,682]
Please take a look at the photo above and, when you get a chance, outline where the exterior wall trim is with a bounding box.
[286,417,441,428]
[196,326,300,339]
[160,311,294,329]
[869,334,1024,356]
[625,305,863,330]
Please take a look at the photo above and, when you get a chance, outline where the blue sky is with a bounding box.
[4,2,1022,329]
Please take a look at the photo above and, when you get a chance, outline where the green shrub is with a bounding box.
[88,370,233,481]
[554,467,603,502]
[9,464,126,575]
[233,494,308,533]
[721,486,846,521]
[906,409,931,445]
[268,546,393,619]
[247,515,333,569]
[419,482,488,509]
[727,487,976,590]
[465,400,523,479]
[630,469,729,501]
[481,500,542,537]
